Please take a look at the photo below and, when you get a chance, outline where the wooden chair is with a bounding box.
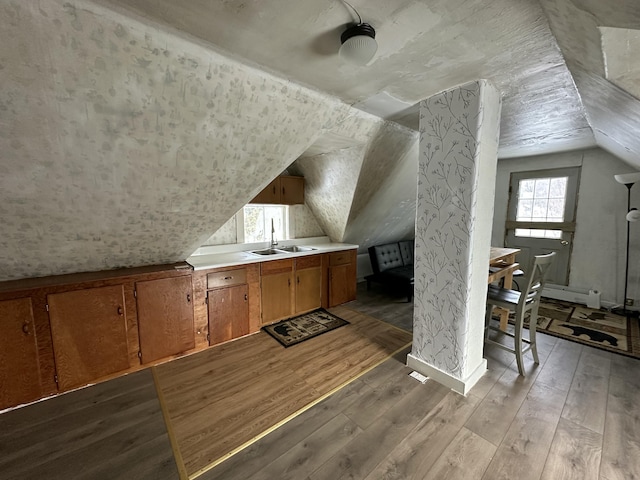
[485,252,556,376]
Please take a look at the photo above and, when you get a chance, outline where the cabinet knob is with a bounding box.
[244,293,248,301]
[187,294,191,303]
[22,323,30,335]
[297,276,300,284]
[273,186,276,194]
[117,306,124,316]
[282,187,286,195]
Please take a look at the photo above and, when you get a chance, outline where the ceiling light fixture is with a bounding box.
[339,1,377,66]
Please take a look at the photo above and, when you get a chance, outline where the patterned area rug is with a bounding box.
[263,309,349,347]
[508,298,640,359]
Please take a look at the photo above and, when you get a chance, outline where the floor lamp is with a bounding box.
[614,172,640,316]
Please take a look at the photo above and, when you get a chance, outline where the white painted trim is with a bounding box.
[406,353,487,396]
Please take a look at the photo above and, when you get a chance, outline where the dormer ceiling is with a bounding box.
[98,0,640,166]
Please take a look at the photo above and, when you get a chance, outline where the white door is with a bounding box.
[505,167,581,286]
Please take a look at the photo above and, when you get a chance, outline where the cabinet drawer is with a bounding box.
[296,254,321,270]
[207,269,247,289]
[329,251,351,266]
[261,258,294,276]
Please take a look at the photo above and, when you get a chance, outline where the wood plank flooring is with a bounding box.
[0,369,178,480]
[153,305,412,478]
[2,282,640,480]
[201,283,640,480]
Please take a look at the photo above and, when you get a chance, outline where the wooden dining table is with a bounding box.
[488,247,521,330]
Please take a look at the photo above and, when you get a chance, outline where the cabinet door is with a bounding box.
[0,298,41,410]
[48,285,130,391]
[295,267,322,313]
[328,250,357,307]
[280,176,304,205]
[251,178,280,204]
[136,276,195,364]
[208,284,249,345]
[329,264,351,307]
[261,272,293,324]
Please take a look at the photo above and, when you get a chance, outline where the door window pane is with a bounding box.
[549,177,567,198]
[516,176,568,239]
[519,180,535,199]
[533,178,550,198]
[528,229,562,239]
[517,199,533,218]
[532,198,549,219]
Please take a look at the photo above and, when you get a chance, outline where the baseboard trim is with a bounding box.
[406,353,487,396]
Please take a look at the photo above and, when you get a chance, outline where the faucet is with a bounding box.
[270,218,278,247]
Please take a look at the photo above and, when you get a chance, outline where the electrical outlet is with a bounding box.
[625,298,634,306]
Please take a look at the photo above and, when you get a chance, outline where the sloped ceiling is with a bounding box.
[0,0,399,280]
[538,0,640,167]
[3,0,640,281]
[97,0,640,164]
[291,122,419,249]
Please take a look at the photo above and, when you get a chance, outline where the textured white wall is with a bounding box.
[411,80,500,390]
[492,148,638,305]
[0,0,411,281]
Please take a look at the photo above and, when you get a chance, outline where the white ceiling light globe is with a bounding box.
[339,23,377,66]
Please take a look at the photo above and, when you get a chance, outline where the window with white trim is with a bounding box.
[237,205,289,244]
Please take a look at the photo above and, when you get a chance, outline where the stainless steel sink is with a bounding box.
[275,245,316,253]
[251,248,284,256]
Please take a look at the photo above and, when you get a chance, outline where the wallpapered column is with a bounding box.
[407,80,502,395]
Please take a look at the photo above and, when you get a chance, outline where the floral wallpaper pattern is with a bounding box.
[412,80,501,380]
[0,0,410,281]
[292,120,419,251]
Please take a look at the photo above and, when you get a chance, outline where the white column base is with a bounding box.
[406,353,487,396]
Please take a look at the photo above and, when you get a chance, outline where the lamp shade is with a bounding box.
[614,172,640,185]
[627,208,640,222]
[339,23,377,65]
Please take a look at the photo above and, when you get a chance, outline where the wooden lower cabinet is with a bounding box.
[48,285,130,391]
[328,250,357,307]
[295,256,322,314]
[0,298,41,410]
[136,275,195,364]
[261,259,294,324]
[207,284,249,345]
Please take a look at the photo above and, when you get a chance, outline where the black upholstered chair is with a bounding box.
[485,252,556,376]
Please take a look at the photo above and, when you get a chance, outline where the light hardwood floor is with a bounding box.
[153,305,411,478]
[202,283,640,480]
[1,282,639,480]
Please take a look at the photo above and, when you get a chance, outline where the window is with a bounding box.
[238,205,288,244]
[515,176,567,239]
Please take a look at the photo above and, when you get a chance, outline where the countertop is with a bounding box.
[186,238,358,271]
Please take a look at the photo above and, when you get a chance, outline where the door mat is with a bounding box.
[262,309,349,347]
[505,298,640,359]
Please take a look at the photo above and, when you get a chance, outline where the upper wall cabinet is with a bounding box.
[250,176,304,205]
